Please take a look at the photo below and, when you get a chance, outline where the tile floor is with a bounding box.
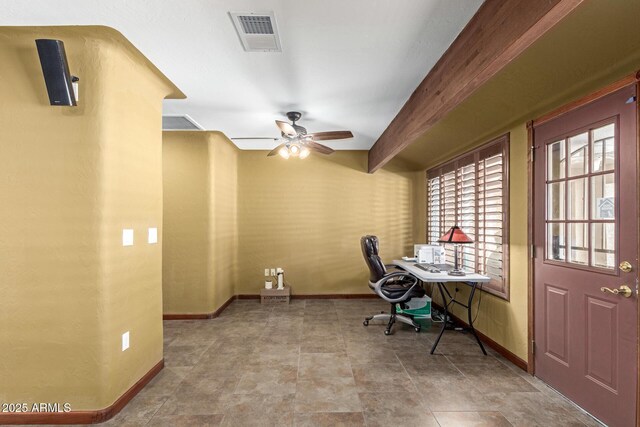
[104,299,603,426]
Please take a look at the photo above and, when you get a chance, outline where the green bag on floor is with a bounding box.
[396,296,431,319]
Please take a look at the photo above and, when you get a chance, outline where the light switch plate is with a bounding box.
[122,229,134,247]
[270,268,276,276]
[264,269,269,276]
[148,227,158,244]
[122,331,130,351]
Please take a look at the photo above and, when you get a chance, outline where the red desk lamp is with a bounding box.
[438,225,474,276]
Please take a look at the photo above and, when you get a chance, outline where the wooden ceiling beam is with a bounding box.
[367,0,584,173]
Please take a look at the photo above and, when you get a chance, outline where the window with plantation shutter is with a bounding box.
[426,134,510,299]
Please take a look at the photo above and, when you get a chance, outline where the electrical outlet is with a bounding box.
[270,268,276,276]
[264,269,269,276]
[122,331,130,351]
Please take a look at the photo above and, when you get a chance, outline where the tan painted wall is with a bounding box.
[236,151,423,295]
[0,27,178,410]
[162,132,238,314]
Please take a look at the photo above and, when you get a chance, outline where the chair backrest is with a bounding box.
[371,235,380,255]
[360,235,387,283]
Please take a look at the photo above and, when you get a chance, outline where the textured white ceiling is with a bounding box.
[1,0,482,150]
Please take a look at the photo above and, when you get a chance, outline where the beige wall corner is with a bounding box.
[98,31,175,408]
[0,26,178,411]
[237,151,417,295]
[162,131,238,315]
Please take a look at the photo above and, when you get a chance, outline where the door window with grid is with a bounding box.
[427,134,510,299]
[545,120,617,270]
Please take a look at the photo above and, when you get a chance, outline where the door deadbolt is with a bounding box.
[619,261,632,273]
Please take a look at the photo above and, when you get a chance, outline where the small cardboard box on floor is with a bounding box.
[261,285,291,304]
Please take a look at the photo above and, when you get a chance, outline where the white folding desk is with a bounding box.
[392,260,491,355]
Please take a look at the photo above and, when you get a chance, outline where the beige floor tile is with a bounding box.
[256,333,302,345]
[154,390,232,416]
[253,345,300,367]
[396,352,461,378]
[220,394,294,427]
[454,363,538,394]
[345,340,396,353]
[103,394,168,426]
[293,412,366,427]
[204,340,255,357]
[168,328,220,346]
[234,365,298,395]
[494,392,594,427]
[253,342,300,355]
[294,378,361,413]
[431,339,488,357]
[298,353,352,379]
[413,375,499,412]
[433,411,513,426]
[302,323,342,337]
[300,337,346,354]
[176,374,242,396]
[189,358,250,379]
[164,344,209,367]
[358,392,438,427]
[346,345,400,364]
[148,414,225,427]
[351,362,417,393]
[140,367,192,397]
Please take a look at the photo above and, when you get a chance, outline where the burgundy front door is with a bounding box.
[534,85,638,426]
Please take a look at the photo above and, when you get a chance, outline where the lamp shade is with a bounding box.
[438,225,473,244]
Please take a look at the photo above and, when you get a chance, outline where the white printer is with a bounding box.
[414,244,445,264]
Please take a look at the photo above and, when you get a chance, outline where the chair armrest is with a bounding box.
[371,271,419,303]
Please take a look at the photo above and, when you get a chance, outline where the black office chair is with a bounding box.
[360,235,424,335]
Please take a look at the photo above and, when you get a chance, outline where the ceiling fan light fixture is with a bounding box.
[278,146,290,159]
[266,112,353,159]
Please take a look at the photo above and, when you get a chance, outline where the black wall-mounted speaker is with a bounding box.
[35,39,77,106]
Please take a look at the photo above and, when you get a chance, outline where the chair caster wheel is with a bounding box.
[384,329,391,335]
[414,327,421,333]
[363,320,369,326]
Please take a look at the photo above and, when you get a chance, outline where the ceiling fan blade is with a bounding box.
[267,142,287,157]
[275,120,297,137]
[305,130,353,141]
[304,140,335,155]
[231,137,278,140]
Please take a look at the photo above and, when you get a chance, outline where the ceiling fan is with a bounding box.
[239,112,353,159]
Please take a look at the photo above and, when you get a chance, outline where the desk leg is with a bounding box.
[468,283,487,355]
[430,282,448,354]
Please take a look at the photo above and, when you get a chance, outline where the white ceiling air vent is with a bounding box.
[230,12,282,52]
[162,115,203,130]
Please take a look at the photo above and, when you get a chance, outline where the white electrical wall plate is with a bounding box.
[122,229,134,246]
[148,227,158,244]
[122,331,130,351]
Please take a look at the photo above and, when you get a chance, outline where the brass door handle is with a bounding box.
[600,285,633,298]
